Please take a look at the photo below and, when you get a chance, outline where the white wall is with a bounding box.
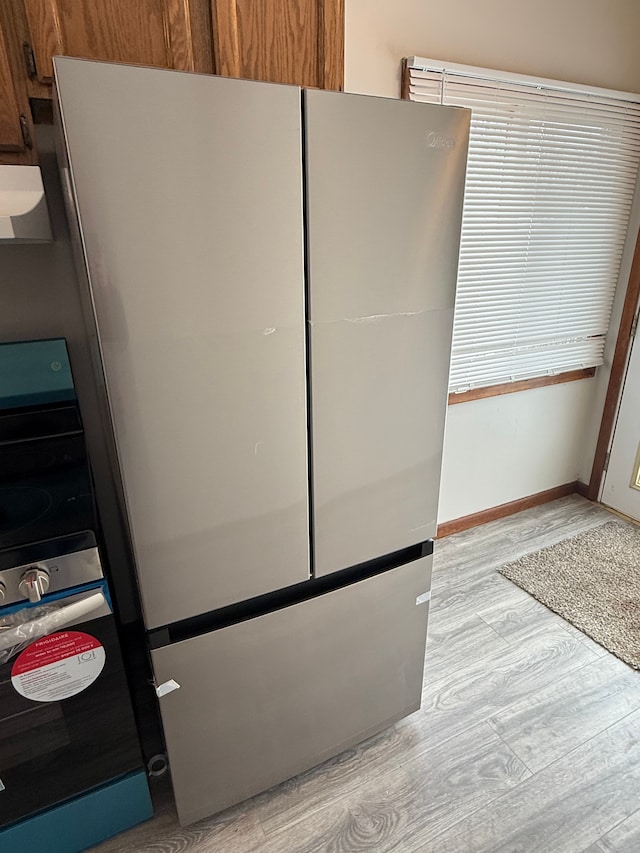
[344,0,640,522]
[439,381,596,522]
[345,0,640,98]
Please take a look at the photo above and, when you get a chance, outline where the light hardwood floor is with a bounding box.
[91,495,640,853]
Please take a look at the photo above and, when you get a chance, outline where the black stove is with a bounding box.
[0,339,152,852]
[0,411,96,559]
[0,340,96,562]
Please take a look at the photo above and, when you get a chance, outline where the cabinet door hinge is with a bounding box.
[19,115,32,149]
[603,450,611,473]
[23,42,37,80]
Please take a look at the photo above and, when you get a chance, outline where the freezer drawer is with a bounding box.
[304,89,469,576]
[151,556,432,825]
[55,59,311,628]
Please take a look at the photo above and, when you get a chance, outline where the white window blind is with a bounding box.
[405,58,640,393]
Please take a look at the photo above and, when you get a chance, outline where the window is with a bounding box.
[403,58,640,396]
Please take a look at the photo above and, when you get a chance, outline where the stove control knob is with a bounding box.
[0,582,5,604]
[19,568,50,603]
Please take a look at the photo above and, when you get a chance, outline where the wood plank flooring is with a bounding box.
[90,495,640,853]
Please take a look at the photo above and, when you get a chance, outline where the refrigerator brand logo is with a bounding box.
[427,132,456,150]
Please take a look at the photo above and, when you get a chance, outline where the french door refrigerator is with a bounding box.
[54,57,469,826]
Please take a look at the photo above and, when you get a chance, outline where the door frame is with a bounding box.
[587,229,640,500]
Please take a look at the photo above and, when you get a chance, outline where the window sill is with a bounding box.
[448,367,596,405]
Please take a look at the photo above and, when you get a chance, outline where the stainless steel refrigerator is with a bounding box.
[54,57,469,826]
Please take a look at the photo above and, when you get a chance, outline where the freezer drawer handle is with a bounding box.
[416,591,431,606]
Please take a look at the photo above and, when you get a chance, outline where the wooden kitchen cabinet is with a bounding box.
[0,4,35,164]
[21,0,214,84]
[0,0,344,159]
[20,0,344,90]
[212,0,344,89]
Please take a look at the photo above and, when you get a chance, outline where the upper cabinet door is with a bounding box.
[0,21,27,152]
[23,0,214,84]
[0,3,35,163]
[212,0,343,89]
[304,90,470,576]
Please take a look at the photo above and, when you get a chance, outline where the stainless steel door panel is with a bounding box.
[101,327,310,627]
[54,59,310,628]
[304,90,469,573]
[311,310,452,574]
[304,89,470,322]
[151,557,432,825]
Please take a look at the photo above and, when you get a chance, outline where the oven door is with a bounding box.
[0,585,144,829]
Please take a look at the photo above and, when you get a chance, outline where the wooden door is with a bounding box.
[22,0,214,85]
[212,0,344,89]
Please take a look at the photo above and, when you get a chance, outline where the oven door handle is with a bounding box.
[0,591,107,653]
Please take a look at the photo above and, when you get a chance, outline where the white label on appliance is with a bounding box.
[155,679,181,698]
[11,631,105,703]
[416,591,431,606]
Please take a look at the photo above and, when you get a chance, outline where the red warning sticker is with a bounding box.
[11,631,106,702]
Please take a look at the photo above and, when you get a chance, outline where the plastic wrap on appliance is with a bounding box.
[0,591,106,662]
[307,309,430,327]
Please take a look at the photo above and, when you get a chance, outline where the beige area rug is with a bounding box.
[499,519,640,669]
